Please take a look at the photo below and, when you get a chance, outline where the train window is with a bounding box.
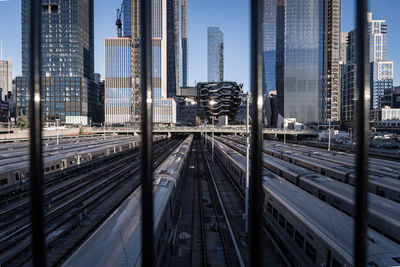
[332,258,341,267]
[272,208,278,220]
[45,167,50,172]
[56,164,60,169]
[319,191,326,202]
[0,178,8,185]
[295,231,304,249]
[279,215,286,228]
[267,203,272,214]
[286,222,294,238]
[14,172,20,181]
[51,166,55,171]
[305,242,316,264]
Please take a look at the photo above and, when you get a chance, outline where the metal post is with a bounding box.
[103,123,105,140]
[283,132,286,144]
[245,94,250,233]
[328,119,331,151]
[56,119,59,145]
[250,0,264,265]
[140,0,154,265]
[354,0,370,266]
[29,0,46,266]
[212,118,214,161]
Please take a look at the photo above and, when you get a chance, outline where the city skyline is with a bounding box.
[0,0,400,90]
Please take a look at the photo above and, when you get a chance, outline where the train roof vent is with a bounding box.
[367,236,376,243]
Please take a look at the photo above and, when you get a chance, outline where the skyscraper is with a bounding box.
[276,0,326,124]
[167,0,181,97]
[263,0,277,94]
[104,38,133,124]
[325,0,341,122]
[0,58,12,101]
[367,12,393,109]
[17,0,95,124]
[207,27,224,82]
[123,0,179,124]
[181,0,188,87]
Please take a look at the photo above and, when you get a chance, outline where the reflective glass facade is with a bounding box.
[276,0,325,124]
[19,0,94,124]
[263,0,277,94]
[122,0,132,37]
[207,27,224,82]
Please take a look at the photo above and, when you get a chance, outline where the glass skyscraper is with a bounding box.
[18,0,95,124]
[263,0,277,94]
[181,0,188,87]
[207,27,224,82]
[276,0,325,124]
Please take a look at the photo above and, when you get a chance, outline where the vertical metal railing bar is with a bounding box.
[354,0,370,266]
[249,0,264,265]
[140,0,154,266]
[29,0,46,266]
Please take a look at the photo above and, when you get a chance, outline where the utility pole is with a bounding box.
[245,93,250,233]
[56,119,59,145]
[328,119,331,151]
[212,117,214,161]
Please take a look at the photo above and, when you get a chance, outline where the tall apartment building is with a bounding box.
[207,27,224,82]
[367,12,394,109]
[276,0,326,124]
[325,0,341,122]
[17,0,95,125]
[0,58,12,101]
[263,0,277,94]
[104,38,133,124]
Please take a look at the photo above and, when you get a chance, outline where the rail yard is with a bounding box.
[0,133,399,266]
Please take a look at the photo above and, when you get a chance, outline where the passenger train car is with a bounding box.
[214,136,400,244]
[62,135,193,266]
[0,135,166,195]
[209,136,400,266]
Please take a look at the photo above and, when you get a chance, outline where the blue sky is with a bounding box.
[0,0,399,90]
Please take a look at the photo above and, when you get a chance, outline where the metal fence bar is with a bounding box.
[354,0,370,266]
[249,0,264,265]
[140,0,154,266]
[29,0,46,266]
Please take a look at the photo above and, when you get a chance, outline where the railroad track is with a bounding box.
[0,138,182,266]
[193,140,244,267]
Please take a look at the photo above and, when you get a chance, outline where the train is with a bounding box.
[214,135,400,244]
[209,136,400,266]
[0,135,166,196]
[62,135,193,266]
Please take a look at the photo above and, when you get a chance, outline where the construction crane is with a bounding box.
[116,4,123,37]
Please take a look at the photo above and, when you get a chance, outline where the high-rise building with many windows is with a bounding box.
[104,38,133,124]
[17,0,96,125]
[181,0,188,87]
[207,27,224,83]
[325,0,341,122]
[263,0,277,94]
[276,0,326,124]
[367,12,394,109]
[120,0,180,124]
[0,58,12,101]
